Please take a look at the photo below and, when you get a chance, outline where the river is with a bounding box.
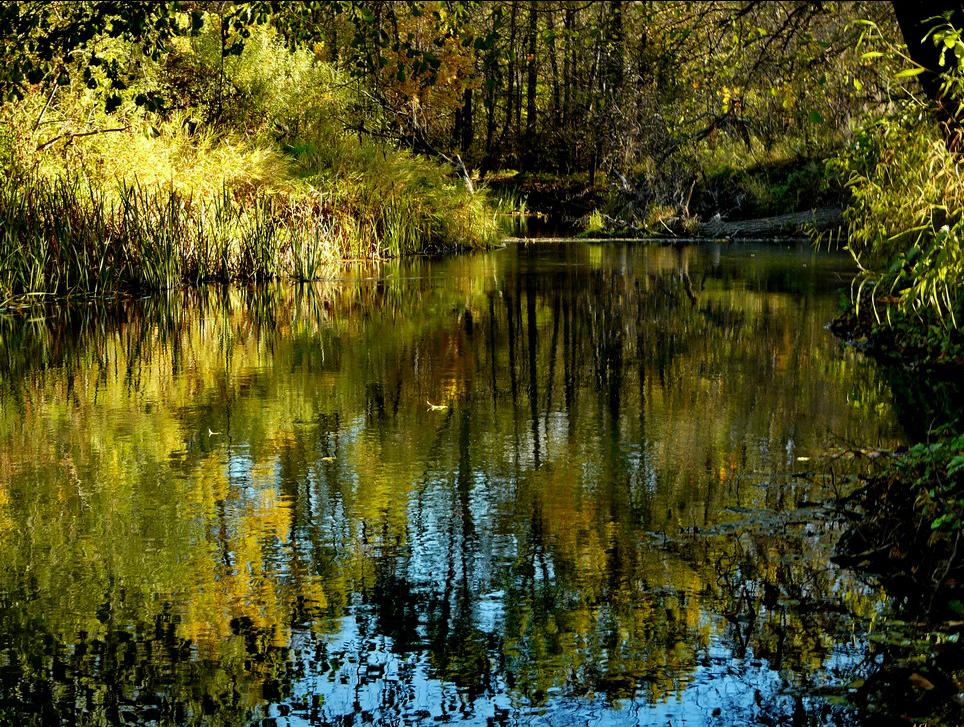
[0,241,906,723]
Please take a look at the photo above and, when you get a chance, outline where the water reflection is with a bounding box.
[0,242,901,723]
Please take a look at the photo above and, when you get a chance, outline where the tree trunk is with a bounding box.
[481,5,499,170]
[515,46,523,143]
[461,86,474,153]
[604,1,624,95]
[586,4,604,185]
[547,10,561,127]
[892,1,964,151]
[502,1,517,150]
[484,67,496,168]
[524,1,538,167]
[563,7,573,128]
[699,208,843,239]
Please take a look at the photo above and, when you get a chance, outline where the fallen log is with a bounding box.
[699,207,843,239]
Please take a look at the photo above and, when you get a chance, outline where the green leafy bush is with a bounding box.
[904,434,964,532]
[835,113,964,327]
[833,20,964,329]
[0,20,501,301]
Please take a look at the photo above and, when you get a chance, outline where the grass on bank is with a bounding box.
[0,21,503,301]
[834,113,964,329]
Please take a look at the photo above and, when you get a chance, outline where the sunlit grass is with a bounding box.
[0,168,502,299]
[835,115,964,328]
[0,24,503,301]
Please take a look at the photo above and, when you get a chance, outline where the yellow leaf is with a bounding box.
[895,67,926,78]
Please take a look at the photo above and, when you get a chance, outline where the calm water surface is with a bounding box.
[0,242,904,724]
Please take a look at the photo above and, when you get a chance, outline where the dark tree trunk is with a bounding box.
[524,1,538,167]
[547,10,561,127]
[483,69,496,168]
[502,1,517,149]
[454,86,474,154]
[563,7,573,128]
[481,5,500,171]
[603,1,625,95]
[463,87,474,152]
[515,47,523,141]
[328,22,338,63]
[892,0,964,150]
[589,1,625,183]
[586,4,604,185]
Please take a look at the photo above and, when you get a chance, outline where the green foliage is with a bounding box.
[832,19,964,329]
[926,20,964,105]
[0,19,501,300]
[903,435,964,532]
[835,112,964,328]
[582,209,605,236]
[0,2,188,106]
[694,153,843,220]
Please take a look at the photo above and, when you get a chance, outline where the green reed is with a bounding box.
[0,168,506,302]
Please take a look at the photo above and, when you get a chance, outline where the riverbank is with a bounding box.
[0,23,503,303]
[486,153,847,240]
[831,308,964,592]
[827,304,964,720]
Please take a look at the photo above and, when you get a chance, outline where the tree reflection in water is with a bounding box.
[0,242,903,723]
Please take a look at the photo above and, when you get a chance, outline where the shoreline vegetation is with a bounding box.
[0,1,911,305]
[0,167,500,301]
[0,20,505,303]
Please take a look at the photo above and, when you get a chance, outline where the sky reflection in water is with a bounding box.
[0,242,903,724]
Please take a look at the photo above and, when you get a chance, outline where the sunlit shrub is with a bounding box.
[832,19,964,328]
[0,21,501,300]
[835,108,964,327]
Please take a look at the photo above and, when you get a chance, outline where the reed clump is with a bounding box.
[0,171,500,299]
[0,22,502,301]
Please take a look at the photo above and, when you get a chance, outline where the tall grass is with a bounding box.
[835,115,964,328]
[0,170,501,300]
[828,20,964,329]
[0,22,503,301]
[0,174,118,297]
